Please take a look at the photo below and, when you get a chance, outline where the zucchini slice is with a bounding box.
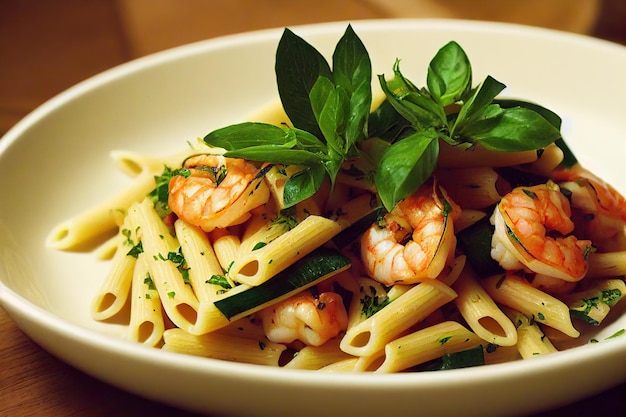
[214,247,351,320]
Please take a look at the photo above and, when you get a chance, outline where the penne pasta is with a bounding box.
[283,338,354,370]
[375,321,483,373]
[562,278,626,326]
[340,279,458,357]
[127,198,200,333]
[229,215,342,286]
[127,253,164,346]
[210,230,241,275]
[90,217,137,321]
[507,309,558,359]
[453,269,518,346]
[587,251,626,278]
[52,31,626,374]
[436,167,503,209]
[162,328,287,366]
[482,274,580,338]
[46,171,155,250]
[174,219,228,303]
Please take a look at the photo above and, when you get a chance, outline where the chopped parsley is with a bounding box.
[149,166,191,218]
[143,275,156,291]
[570,289,622,325]
[361,292,390,319]
[206,274,233,289]
[605,328,625,340]
[157,247,190,283]
[126,240,143,258]
[271,207,300,230]
[252,242,267,251]
[439,336,452,345]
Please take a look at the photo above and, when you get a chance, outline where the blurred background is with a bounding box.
[0,1,625,416]
[1,0,625,137]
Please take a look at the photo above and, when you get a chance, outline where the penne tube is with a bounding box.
[346,276,390,329]
[437,255,466,287]
[328,192,379,230]
[128,253,164,346]
[128,199,200,333]
[482,274,580,338]
[92,233,123,261]
[263,164,304,210]
[229,215,342,286]
[110,144,211,178]
[562,278,626,326]
[90,217,137,321]
[283,338,354,370]
[483,344,521,365]
[174,219,228,303]
[46,172,155,250]
[217,315,267,339]
[340,279,457,357]
[518,143,564,178]
[453,268,518,346]
[211,230,241,274]
[507,310,558,359]
[587,251,626,278]
[375,321,483,373]
[318,357,361,372]
[436,167,503,209]
[162,328,286,366]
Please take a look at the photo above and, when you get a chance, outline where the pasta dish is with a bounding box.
[46,25,626,372]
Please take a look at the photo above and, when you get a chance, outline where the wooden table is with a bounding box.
[1,1,625,415]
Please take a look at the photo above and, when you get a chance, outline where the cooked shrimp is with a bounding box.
[168,154,269,232]
[360,181,461,286]
[490,181,592,282]
[258,291,348,347]
[554,166,626,251]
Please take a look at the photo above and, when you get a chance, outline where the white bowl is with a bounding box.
[1,19,625,417]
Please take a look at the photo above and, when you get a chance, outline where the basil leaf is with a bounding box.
[456,104,504,138]
[204,122,292,149]
[453,75,506,133]
[427,41,472,107]
[332,24,372,147]
[275,28,332,137]
[283,165,326,207]
[368,99,414,143]
[311,78,350,156]
[205,122,327,164]
[222,146,326,166]
[466,107,562,151]
[494,99,561,129]
[379,73,443,130]
[494,98,576,167]
[374,130,439,210]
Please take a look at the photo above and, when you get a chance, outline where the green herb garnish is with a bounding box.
[149,166,191,217]
[204,26,561,211]
[206,274,233,289]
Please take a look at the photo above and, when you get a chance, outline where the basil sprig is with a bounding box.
[205,28,563,212]
[374,40,562,209]
[205,25,371,208]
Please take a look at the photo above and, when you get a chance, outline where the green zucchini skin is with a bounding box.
[412,344,485,372]
[214,247,351,320]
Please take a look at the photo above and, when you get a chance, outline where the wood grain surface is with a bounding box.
[1,1,625,416]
